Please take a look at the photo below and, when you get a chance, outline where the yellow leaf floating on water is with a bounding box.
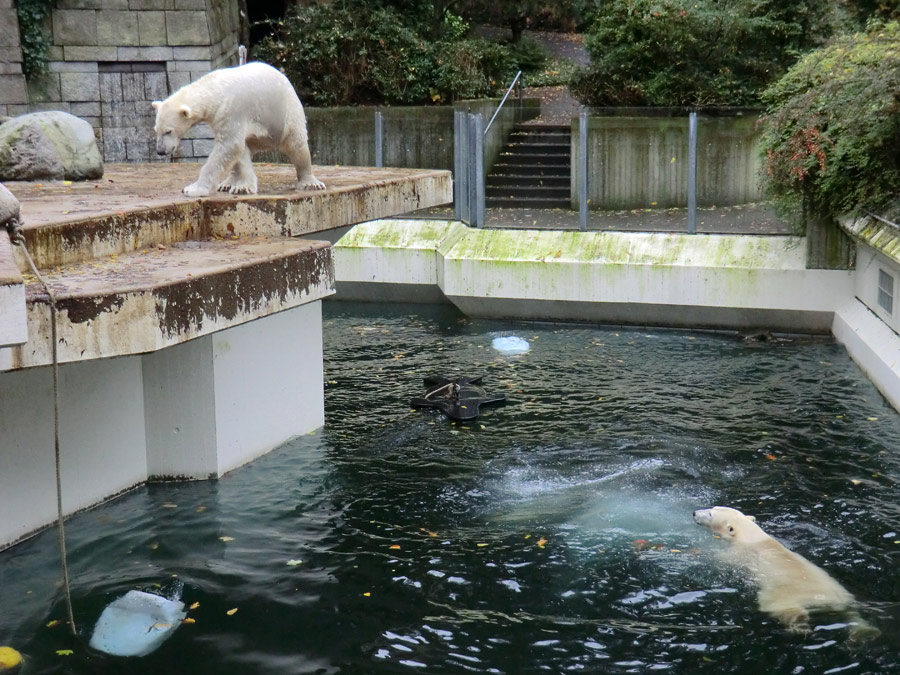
[363,592,371,597]
[220,536,235,542]
[46,619,60,628]
[286,559,303,566]
[63,181,72,186]
[868,417,878,421]
[56,649,73,656]
[537,538,548,548]
[389,544,401,550]
[476,543,489,547]
[850,479,862,485]
[189,601,200,610]
[182,617,196,624]
[226,608,238,616]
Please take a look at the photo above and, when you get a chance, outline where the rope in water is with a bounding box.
[8,223,77,636]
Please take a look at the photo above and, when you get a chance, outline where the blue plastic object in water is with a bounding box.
[492,336,530,355]
[89,590,186,657]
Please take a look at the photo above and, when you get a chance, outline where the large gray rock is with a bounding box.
[0,111,103,181]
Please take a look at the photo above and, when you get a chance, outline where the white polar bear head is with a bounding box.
[693,506,769,544]
[151,97,200,156]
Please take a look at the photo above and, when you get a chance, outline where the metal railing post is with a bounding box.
[454,110,469,223]
[687,111,698,234]
[469,113,485,228]
[374,111,384,168]
[579,108,589,232]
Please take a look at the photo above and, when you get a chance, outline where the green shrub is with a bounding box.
[254,5,434,105]
[507,36,549,72]
[254,5,514,105]
[572,0,836,107]
[760,21,900,222]
[432,39,516,101]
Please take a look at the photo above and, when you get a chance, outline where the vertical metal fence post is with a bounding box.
[454,111,469,224]
[687,111,698,234]
[374,110,384,168]
[579,108,589,232]
[471,113,485,228]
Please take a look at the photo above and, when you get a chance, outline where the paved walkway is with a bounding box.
[407,203,794,235]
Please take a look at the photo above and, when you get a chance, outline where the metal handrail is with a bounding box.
[484,70,523,136]
[866,211,900,230]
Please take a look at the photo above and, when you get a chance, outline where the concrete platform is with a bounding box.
[9,163,451,268]
[0,163,453,548]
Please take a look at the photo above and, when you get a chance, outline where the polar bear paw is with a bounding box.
[297,176,326,191]
[183,182,211,198]
[218,179,258,195]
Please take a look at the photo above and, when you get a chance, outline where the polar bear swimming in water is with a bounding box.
[693,506,877,637]
[152,62,325,197]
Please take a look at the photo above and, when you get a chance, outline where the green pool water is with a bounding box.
[1,302,899,674]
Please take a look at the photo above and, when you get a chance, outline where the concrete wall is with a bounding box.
[0,301,325,549]
[572,113,763,210]
[334,219,853,333]
[0,0,241,162]
[0,0,28,118]
[305,98,540,172]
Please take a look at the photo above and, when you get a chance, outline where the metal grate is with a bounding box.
[878,268,894,314]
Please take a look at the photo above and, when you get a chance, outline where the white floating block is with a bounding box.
[89,590,186,657]
[492,336,530,355]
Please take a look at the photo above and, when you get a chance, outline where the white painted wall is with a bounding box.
[143,302,325,479]
[1,302,327,548]
[855,243,900,335]
[0,357,148,546]
[833,299,900,411]
[212,302,324,476]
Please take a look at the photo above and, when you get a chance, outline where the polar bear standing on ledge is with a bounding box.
[693,506,877,637]
[152,62,325,197]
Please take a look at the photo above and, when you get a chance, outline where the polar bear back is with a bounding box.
[728,537,855,616]
[178,62,305,147]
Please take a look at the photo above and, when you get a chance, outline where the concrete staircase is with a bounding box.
[487,124,571,209]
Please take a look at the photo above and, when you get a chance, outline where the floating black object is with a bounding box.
[410,376,506,421]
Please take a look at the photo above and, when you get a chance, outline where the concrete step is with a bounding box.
[17,236,333,368]
[490,163,571,177]
[502,142,570,155]
[498,153,571,166]
[486,196,571,209]
[486,186,570,199]
[486,175,570,188]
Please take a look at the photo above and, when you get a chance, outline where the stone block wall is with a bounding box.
[0,0,241,162]
[0,0,28,117]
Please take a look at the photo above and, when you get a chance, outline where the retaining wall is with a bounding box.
[571,110,763,210]
[305,98,540,172]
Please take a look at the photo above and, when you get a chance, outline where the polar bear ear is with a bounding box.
[151,100,162,110]
[178,104,195,119]
[747,515,757,522]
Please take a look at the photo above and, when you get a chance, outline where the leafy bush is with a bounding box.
[254,4,514,105]
[507,36,549,72]
[760,22,900,222]
[571,0,837,107]
[432,39,516,101]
